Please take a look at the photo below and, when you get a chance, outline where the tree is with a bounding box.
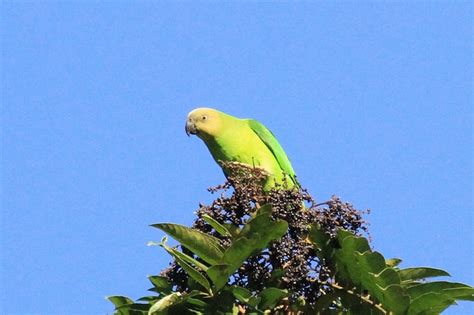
[109,162,473,314]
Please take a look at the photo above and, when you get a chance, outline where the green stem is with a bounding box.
[330,282,388,314]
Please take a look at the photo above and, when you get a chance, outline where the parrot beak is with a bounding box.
[185,120,197,136]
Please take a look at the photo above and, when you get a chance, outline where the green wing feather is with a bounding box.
[247,119,299,186]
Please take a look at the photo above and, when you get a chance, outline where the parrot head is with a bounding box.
[185,108,224,139]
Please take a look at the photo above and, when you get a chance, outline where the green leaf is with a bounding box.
[334,232,372,284]
[247,296,262,308]
[207,264,230,290]
[335,288,383,315]
[268,268,285,287]
[148,291,203,315]
[444,287,474,301]
[157,237,213,293]
[312,291,340,312]
[318,230,471,315]
[332,231,411,314]
[148,293,181,315]
[240,214,288,248]
[241,219,286,246]
[357,253,408,312]
[258,287,288,310]
[107,295,134,308]
[158,237,209,271]
[407,292,454,315]
[407,281,474,300]
[147,276,172,295]
[399,267,450,282]
[186,297,208,308]
[115,303,149,315]
[173,255,212,293]
[405,281,474,315]
[221,209,288,274]
[231,286,253,303]
[371,268,401,289]
[137,296,159,302]
[201,214,231,237]
[151,223,224,265]
[222,223,241,238]
[358,251,386,288]
[254,204,272,215]
[357,250,386,276]
[337,229,360,243]
[224,236,259,271]
[308,224,331,252]
[376,284,410,314]
[386,258,402,267]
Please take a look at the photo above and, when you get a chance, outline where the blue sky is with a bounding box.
[2,1,472,314]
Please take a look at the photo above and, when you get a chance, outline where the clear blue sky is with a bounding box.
[2,2,472,314]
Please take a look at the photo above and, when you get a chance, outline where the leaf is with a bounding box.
[247,296,261,308]
[372,268,401,289]
[201,214,231,237]
[443,287,474,301]
[268,268,285,287]
[186,297,208,308]
[386,258,402,267]
[222,210,288,274]
[308,224,331,252]
[336,289,383,315]
[312,291,340,312]
[337,229,360,244]
[240,217,288,248]
[158,237,208,271]
[173,255,212,293]
[399,267,450,282]
[258,287,288,310]
[148,291,203,315]
[334,232,372,284]
[332,231,410,314]
[148,276,172,294]
[224,236,259,271]
[407,292,454,315]
[375,284,410,314]
[357,251,386,276]
[207,264,230,290]
[156,237,212,293]
[311,230,471,314]
[237,206,287,249]
[254,204,272,215]
[407,281,474,300]
[222,223,241,238]
[107,295,134,308]
[151,223,224,265]
[148,293,181,315]
[357,253,408,312]
[405,281,474,314]
[115,303,150,315]
[231,286,253,303]
[137,296,159,302]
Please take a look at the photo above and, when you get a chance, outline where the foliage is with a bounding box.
[108,162,473,314]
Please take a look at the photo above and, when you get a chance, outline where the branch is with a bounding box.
[330,282,387,314]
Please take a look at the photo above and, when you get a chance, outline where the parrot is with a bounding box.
[185,107,298,191]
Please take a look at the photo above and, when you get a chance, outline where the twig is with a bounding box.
[330,282,387,314]
[314,200,333,207]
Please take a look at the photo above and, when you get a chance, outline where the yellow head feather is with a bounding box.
[185,107,226,139]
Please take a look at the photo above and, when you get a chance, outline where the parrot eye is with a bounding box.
[202,115,207,121]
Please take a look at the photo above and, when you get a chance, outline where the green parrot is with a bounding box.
[185,108,298,190]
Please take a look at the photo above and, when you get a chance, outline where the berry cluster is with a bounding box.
[161,162,369,305]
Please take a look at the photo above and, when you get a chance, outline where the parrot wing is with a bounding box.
[247,119,299,187]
